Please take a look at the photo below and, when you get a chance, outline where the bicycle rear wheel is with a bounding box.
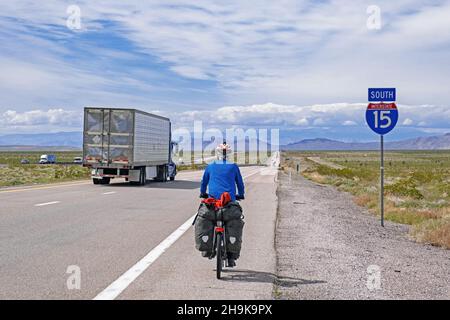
[216,233,223,279]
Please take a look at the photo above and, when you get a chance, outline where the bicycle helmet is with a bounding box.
[215,142,232,160]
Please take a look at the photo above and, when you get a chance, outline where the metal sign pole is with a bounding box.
[380,134,384,227]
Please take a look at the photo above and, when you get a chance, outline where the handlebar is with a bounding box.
[199,193,244,201]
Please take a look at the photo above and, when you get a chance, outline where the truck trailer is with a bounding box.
[83,107,176,185]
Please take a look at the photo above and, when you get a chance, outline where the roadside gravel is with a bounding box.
[275,172,450,299]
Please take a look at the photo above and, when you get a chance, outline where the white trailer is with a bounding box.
[83,107,176,185]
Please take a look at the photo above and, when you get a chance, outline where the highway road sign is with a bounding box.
[365,102,398,135]
[368,88,396,102]
[366,93,398,227]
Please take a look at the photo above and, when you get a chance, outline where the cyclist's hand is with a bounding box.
[200,193,209,199]
[236,195,245,200]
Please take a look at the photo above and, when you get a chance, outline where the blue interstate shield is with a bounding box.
[365,103,399,135]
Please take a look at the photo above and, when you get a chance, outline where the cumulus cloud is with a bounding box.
[403,118,413,126]
[0,109,82,127]
[169,102,450,130]
[1,103,448,141]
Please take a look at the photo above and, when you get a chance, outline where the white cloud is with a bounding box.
[170,102,450,130]
[0,109,82,127]
[403,118,413,126]
[295,118,309,126]
[1,103,448,139]
[1,0,450,111]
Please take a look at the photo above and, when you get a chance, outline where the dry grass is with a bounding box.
[412,212,450,248]
[354,194,372,207]
[0,151,89,187]
[282,150,450,249]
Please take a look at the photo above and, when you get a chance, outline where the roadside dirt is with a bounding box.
[275,171,450,299]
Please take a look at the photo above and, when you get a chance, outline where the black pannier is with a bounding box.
[194,202,244,257]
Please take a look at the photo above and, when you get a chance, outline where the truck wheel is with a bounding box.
[101,177,110,185]
[170,176,175,181]
[155,165,167,182]
[93,178,99,185]
[140,168,146,186]
[163,166,168,182]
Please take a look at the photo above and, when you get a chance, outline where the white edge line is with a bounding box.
[102,191,116,195]
[34,201,60,207]
[92,169,261,300]
[0,181,90,194]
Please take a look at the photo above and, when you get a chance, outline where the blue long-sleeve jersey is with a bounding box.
[200,160,245,201]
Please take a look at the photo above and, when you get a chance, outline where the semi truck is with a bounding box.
[82,107,177,185]
[39,154,56,164]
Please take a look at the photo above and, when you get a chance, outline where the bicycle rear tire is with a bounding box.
[216,233,223,279]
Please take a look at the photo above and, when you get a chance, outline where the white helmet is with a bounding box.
[216,142,232,160]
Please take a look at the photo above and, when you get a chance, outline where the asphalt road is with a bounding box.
[0,164,278,299]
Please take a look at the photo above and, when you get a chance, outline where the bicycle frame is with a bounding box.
[212,208,228,268]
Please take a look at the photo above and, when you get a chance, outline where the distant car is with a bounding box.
[73,157,83,164]
[20,159,30,164]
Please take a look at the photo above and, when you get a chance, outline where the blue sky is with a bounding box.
[0,0,449,143]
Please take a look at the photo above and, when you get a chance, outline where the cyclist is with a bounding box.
[199,142,245,267]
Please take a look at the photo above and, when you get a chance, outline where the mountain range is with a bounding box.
[0,132,82,148]
[0,131,448,151]
[282,133,450,150]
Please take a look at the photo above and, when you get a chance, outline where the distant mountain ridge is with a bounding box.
[282,133,450,150]
[0,132,82,147]
[0,131,448,151]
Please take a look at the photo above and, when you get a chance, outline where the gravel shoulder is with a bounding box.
[275,172,450,300]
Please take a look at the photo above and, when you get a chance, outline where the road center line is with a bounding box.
[34,201,60,207]
[102,191,116,195]
[93,169,261,300]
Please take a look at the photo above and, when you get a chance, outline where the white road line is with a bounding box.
[34,201,60,207]
[102,191,116,195]
[93,169,261,300]
[0,181,90,194]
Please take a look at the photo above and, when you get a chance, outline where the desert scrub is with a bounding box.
[283,150,450,249]
[0,164,90,187]
[384,178,424,200]
[316,165,355,179]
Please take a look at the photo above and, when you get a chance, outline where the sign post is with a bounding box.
[380,134,384,226]
[366,89,398,227]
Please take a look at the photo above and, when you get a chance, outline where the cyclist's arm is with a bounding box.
[234,165,245,197]
[200,166,210,195]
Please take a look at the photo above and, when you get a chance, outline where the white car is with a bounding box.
[73,157,83,164]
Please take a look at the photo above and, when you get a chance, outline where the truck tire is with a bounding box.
[93,178,99,185]
[164,166,168,182]
[140,167,146,186]
[101,177,110,185]
[170,176,175,181]
[155,165,167,182]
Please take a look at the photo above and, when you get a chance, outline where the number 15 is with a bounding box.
[373,110,391,128]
